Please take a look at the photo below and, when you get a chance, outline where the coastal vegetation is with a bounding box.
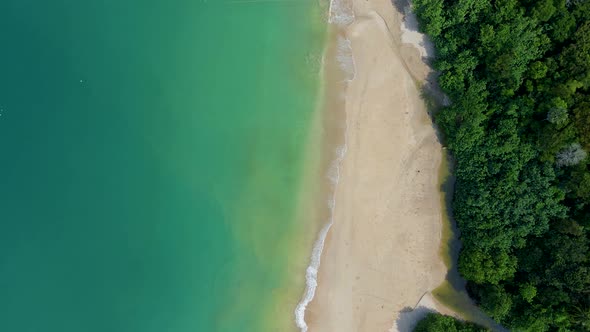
[414,313,489,331]
[411,0,590,330]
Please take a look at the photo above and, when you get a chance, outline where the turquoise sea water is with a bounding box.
[0,1,325,331]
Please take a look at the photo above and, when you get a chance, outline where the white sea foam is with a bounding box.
[294,142,348,332]
[336,36,356,81]
[294,12,355,327]
[328,0,354,26]
[327,146,347,183]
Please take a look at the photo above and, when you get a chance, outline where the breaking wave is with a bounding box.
[294,8,355,326]
[294,142,348,332]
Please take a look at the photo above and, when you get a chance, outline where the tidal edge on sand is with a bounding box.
[295,0,457,330]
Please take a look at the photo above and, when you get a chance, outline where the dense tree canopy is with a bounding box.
[412,0,590,330]
[414,313,489,332]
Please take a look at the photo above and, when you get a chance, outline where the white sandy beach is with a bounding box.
[304,0,449,330]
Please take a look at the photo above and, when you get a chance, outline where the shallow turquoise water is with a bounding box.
[0,1,324,331]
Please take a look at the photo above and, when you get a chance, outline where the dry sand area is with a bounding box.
[305,0,450,331]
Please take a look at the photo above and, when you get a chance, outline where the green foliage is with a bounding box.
[413,0,444,37]
[519,283,537,303]
[414,0,590,330]
[531,0,556,22]
[558,22,590,88]
[458,249,516,284]
[573,96,590,149]
[546,97,568,126]
[413,313,489,332]
[479,285,513,321]
[529,61,548,80]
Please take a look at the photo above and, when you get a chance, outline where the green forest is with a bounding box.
[410,0,590,330]
[414,313,489,331]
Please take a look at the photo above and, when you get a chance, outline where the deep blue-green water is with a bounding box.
[0,1,325,331]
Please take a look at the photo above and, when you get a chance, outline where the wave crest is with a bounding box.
[295,1,355,329]
[294,143,348,332]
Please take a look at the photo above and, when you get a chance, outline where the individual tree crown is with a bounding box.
[556,143,587,167]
